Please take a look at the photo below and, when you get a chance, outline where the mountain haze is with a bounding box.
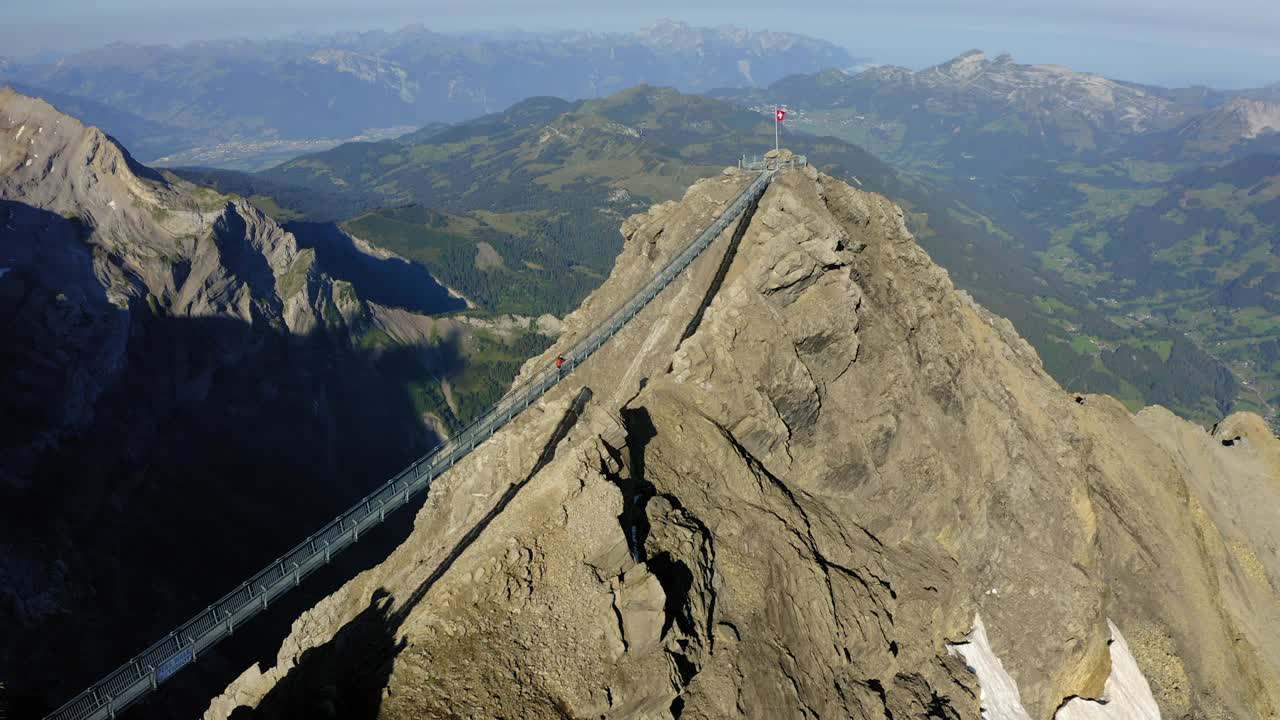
[0,21,858,162]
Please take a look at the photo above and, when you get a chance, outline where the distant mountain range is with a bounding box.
[0,20,860,161]
[715,50,1280,163]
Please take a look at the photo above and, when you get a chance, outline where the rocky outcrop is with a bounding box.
[1171,97,1280,155]
[909,51,1179,132]
[206,161,1280,719]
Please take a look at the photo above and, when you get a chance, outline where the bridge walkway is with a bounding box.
[45,166,780,720]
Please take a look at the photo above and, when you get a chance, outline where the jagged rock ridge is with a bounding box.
[207,160,1279,719]
[0,86,371,482]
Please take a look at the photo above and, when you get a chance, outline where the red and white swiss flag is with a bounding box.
[776,108,787,122]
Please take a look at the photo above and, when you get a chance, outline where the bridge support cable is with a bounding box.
[43,167,777,720]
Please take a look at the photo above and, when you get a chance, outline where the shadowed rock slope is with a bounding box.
[1,85,362,475]
[207,162,1280,719]
[0,87,452,717]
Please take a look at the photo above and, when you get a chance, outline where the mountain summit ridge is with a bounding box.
[205,160,1280,719]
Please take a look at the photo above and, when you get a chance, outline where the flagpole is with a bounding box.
[774,105,779,153]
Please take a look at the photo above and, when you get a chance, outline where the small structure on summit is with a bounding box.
[739,147,807,171]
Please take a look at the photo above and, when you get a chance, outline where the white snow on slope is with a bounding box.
[948,615,1162,720]
[948,615,1033,720]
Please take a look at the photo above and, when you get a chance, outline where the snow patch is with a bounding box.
[15,124,25,140]
[948,615,1163,720]
[947,615,1033,720]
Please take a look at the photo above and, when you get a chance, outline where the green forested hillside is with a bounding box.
[340,205,609,316]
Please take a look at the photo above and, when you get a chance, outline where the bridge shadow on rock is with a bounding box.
[223,387,594,720]
[614,407,659,561]
[605,406,700,685]
[227,589,405,720]
[289,221,469,316]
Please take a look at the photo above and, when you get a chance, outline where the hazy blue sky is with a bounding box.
[6,0,1280,88]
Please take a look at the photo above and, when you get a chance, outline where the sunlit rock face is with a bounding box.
[208,161,1279,719]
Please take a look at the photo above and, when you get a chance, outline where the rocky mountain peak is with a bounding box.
[0,87,338,327]
[926,49,988,79]
[638,18,694,39]
[1,86,165,212]
[206,161,1280,719]
[0,91,512,714]
[637,18,850,59]
[1165,95,1280,155]
[906,50,1183,133]
[0,88,377,488]
[1220,96,1280,138]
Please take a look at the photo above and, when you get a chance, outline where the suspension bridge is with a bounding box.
[44,158,799,720]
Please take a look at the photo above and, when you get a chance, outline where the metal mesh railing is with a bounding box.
[740,154,807,172]
[43,168,776,720]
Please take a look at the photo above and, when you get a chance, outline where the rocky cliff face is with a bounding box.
[1170,97,1280,156]
[0,86,355,483]
[199,162,1280,717]
[205,161,1280,719]
[192,159,1280,712]
[912,51,1182,133]
[0,88,446,717]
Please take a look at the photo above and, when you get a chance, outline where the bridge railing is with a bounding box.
[43,168,775,720]
[740,154,807,172]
